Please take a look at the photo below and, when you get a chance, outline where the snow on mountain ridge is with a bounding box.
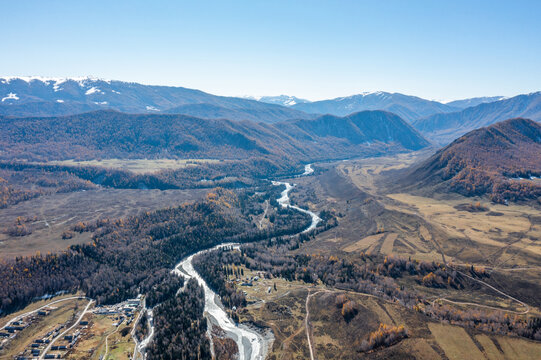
[1,92,19,102]
[257,94,310,107]
[85,87,104,95]
[0,76,111,87]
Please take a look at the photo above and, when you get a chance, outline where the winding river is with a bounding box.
[138,164,319,360]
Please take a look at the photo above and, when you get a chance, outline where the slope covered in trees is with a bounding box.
[146,279,211,360]
[0,186,311,313]
[403,118,541,203]
[0,110,429,163]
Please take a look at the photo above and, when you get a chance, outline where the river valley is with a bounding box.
[139,164,320,360]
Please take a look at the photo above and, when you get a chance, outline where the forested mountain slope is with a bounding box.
[403,118,541,202]
[0,110,429,162]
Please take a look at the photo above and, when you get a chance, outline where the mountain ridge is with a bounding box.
[0,76,311,123]
[413,92,541,144]
[257,95,311,107]
[402,118,541,203]
[290,91,460,122]
[0,109,429,162]
[444,96,505,109]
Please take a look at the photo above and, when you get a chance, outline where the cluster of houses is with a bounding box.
[235,272,275,295]
[2,295,143,360]
[93,296,140,327]
[14,320,84,359]
[236,273,264,287]
[0,309,51,356]
[4,304,88,359]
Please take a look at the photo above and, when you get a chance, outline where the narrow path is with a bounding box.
[258,200,270,229]
[431,297,529,315]
[39,299,94,360]
[438,249,531,314]
[455,270,530,313]
[305,290,328,360]
[103,325,121,359]
[305,291,316,360]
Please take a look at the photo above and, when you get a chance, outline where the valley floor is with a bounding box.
[1,152,540,360]
[232,153,541,359]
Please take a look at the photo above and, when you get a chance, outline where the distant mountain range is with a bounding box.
[413,92,541,145]
[3,77,540,147]
[403,118,541,202]
[257,95,311,107]
[0,77,310,123]
[255,94,507,111]
[444,96,505,109]
[0,110,429,162]
[288,91,460,123]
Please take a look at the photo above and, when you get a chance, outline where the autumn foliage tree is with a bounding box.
[359,323,408,352]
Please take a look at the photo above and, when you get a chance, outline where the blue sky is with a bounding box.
[1,0,540,101]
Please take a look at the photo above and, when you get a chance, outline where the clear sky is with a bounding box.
[1,0,540,101]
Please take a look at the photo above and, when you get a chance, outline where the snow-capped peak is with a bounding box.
[335,91,391,102]
[257,95,310,106]
[0,76,111,87]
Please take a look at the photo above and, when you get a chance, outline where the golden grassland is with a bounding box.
[428,323,486,360]
[336,151,426,194]
[428,322,541,360]
[47,158,222,174]
[326,152,541,269]
[386,193,541,267]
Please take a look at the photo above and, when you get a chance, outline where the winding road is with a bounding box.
[103,324,121,360]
